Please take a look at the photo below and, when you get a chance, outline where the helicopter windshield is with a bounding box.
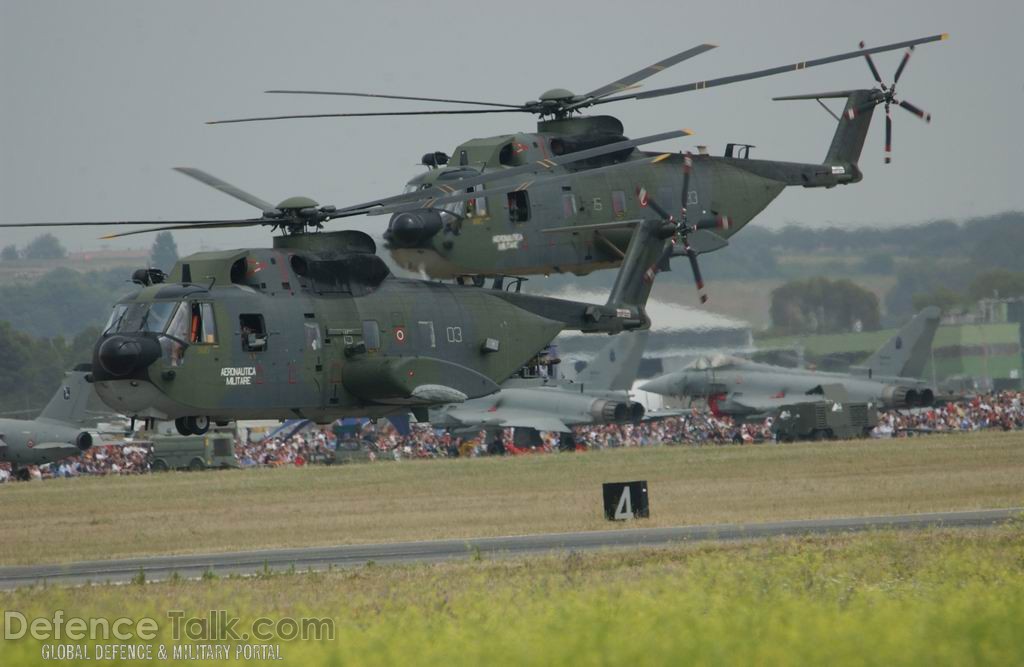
[105,302,179,334]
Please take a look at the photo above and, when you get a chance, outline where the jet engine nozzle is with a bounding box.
[385,210,444,248]
[591,399,629,422]
[882,385,935,408]
[95,335,161,380]
[75,431,93,451]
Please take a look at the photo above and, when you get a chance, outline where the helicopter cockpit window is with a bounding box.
[108,302,177,334]
[103,304,128,334]
[442,199,466,217]
[162,303,189,367]
[166,303,189,340]
[507,191,530,223]
[240,314,268,352]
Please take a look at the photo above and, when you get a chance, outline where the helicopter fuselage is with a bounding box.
[88,227,666,425]
[385,111,863,278]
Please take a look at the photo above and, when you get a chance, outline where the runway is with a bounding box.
[1,508,1018,589]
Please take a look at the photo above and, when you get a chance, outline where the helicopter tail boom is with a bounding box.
[490,217,674,333]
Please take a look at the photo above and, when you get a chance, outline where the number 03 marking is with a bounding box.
[446,326,463,343]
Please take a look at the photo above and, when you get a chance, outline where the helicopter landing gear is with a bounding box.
[175,416,211,436]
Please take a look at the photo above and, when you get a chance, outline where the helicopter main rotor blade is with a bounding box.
[208,108,523,125]
[99,220,269,239]
[583,43,718,100]
[265,89,523,109]
[336,128,692,215]
[174,167,280,215]
[0,218,266,230]
[592,33,948,106]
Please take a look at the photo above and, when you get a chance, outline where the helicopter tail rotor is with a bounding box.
[638,163,710,305]
[849,40,933,164]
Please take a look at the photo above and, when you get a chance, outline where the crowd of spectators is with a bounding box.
[3,391,1024,483]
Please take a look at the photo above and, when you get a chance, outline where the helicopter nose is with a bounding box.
[385,210,443,248]
[95,335,160,379]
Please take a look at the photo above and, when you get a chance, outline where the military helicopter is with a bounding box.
[205,34,947,300]
[1,159,688,433]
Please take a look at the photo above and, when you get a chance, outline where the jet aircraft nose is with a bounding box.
[94,335,160,379]
[640,374,679,396]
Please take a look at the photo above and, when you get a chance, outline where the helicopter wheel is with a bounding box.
[174,417,192,436]
[187,416,210,436]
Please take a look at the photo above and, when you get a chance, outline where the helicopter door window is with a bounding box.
[465,186,487,218]
[192,303,218,344]
[507,191,530,223]
[240,314,268,352]
[612,191,627,217]
[362,320,381,352]
[561,194,578,219]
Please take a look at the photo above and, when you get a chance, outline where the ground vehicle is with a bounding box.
[149,433,239,471]
[772,386,878,442]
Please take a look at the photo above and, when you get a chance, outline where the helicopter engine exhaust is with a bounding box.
[385,210,444,248]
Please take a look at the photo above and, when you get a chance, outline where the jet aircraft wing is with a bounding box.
[446,408,571,434]
[31,442,79,451]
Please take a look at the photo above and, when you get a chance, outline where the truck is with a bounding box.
[149,432,239,471]
[771,384,878,442]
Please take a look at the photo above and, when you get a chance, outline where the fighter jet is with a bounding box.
[428,331,649,448]
[0,366,103,480]
[641,307,941,419]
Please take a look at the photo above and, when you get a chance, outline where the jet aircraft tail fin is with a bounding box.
[855,306,941,379]
[576,331,650,392]
[37,367,97,426]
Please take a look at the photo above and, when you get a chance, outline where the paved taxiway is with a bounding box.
[1,508,1018,589]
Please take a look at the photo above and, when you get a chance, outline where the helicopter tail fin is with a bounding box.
[774,89,876,179]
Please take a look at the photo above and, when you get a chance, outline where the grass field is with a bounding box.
[1,431,1022,566]
[0,528,1022,665]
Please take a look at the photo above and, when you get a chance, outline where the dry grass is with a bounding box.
[1,431,1022,566]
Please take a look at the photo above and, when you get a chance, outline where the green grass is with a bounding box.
[1,528,1022,665]
[1,431,1022,566]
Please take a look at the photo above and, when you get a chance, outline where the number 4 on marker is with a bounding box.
[614,486,633,520]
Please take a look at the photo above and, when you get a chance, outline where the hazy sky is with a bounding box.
[1,0,1020,254]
